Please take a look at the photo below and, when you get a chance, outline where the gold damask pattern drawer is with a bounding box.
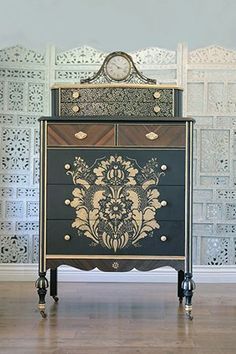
[51,86,183,117]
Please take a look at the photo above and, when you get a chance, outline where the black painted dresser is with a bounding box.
[36,81,195,319]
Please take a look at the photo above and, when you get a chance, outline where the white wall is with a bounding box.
[0,0,236,51]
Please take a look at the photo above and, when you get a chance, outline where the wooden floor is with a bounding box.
[0,282,236,354]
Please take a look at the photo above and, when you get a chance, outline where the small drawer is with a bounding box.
[118,124,186,147]
[47,123,115,146]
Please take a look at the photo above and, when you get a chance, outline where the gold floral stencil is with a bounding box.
[67,155,164,252]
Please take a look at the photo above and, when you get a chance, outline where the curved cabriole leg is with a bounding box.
[182,272,196,320]
[35,272,49,318]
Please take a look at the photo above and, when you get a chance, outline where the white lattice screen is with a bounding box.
[0,44,235,264]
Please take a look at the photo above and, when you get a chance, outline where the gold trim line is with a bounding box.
[46,255,185,260]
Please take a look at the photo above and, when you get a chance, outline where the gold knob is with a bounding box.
[154,105,161,113]
[72,91,80,99]
[64,163,71,170]
[161,164,167,171]
[153,91,161,99]
[64,199,71,206]
[145,132,159,141]
[161,200,167,207]
[72,105,80,113]
[160,235,167,242]
[75,131,87,140]
[64,234,71,241]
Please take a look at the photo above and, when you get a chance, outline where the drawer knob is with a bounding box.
[72,105,80,113]
[154,105,161,113]
[75,131,87,140]
[64,234,71,241]
[161,200,168,207]
[153,91,161,99]
[64,163,71,170]
[64,199,71,206]
[72,90,80,99]
[161,164,167,171]
[160,235,167,242]
[145,132,159,141]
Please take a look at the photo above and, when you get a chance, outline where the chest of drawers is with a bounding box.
[36,114,195,319]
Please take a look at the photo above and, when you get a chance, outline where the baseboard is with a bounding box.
[0,264,236,283]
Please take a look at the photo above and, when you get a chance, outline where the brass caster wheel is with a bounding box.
[40,310,47,319]
[53,296,59,303]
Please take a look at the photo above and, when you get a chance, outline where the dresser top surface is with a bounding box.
[39,116,194,123]
[51,83,183,90]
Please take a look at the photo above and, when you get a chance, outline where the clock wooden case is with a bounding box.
[36,52,195,320]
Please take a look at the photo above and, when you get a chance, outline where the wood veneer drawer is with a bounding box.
[47,123,115,146]
[118,124,186,147]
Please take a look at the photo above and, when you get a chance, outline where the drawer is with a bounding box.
[47,185,185,221]
[118,124,186,147]
[51,87,182,117]
[60,87,175,103]
[47,149,185,185]
[59,101,174,117]
[47,123,115,146]
[46,220,185,256]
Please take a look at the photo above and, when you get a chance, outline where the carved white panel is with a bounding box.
[7,82,24,111]
[200,130,230,173]
[189,46,236,64]
[28,83,45,113]
[131,47,176,65]
[0,45,45,64]
[56,46,106,64]
[0,81,3,110]
[1,128,30,171]
[0,235,29,263]
[207,83,224,114]
[0,46,48,263]
[187,83,204,115]
[227,84,236,113]
[201,237,230,265]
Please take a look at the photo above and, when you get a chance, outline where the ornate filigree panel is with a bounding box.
[200,130,230,173]
[1,128,30,170]
[0,45,45,64]
[0,235,29,263]
[7,82,24,111]
[189,46,236,64]
[187,45,236,265]
[0,81,3,110]
[0,46,49,263]
[202,237,230,265]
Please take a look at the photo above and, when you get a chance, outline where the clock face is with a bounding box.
[105,54,131,81]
